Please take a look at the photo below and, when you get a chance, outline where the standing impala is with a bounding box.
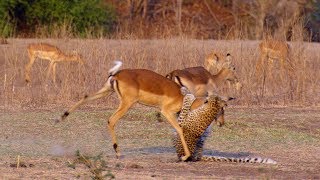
[166,53,241,126]
[25,43,84,84]
[57,61,207,161]
[257,40,294,73]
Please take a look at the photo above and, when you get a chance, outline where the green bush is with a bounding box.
[0,0,29,37]
[0,0,117,37]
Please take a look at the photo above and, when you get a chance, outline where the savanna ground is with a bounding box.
[0,39,319,179]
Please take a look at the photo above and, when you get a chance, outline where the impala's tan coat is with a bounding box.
[257,40,294,72]
[58,61,205,161]
[25,43,84,84]
[166,66,241,96]
[166,54,241,126]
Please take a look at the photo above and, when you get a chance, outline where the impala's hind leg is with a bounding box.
[107,99,135,158]
[58,81,113,122]
[161,110,191,161]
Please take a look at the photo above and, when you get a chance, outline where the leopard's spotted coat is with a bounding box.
[173,88,277,164]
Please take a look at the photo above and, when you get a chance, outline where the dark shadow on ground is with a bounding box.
[123,146,175,154]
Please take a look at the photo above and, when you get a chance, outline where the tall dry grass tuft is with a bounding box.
[0,37,319,111]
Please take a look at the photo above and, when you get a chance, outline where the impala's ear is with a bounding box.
[226,53,232,61]
[224,53,232,67]
[213,54,219,63]
[206,52,219,63]
[165,73,171,79]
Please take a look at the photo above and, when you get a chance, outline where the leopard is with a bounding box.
[173,87,227,161]
[173,87,277,164]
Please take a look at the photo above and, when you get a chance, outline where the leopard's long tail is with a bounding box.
[201,156,277,164]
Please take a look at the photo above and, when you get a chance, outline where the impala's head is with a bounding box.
[208,53,242,91]
[223,64,242,91]
[204,51,232,73]
[70,51,85,64]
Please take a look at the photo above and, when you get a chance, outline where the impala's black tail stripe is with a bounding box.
[111,77,121,98]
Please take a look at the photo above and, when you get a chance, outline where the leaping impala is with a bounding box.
[56,61,208,161]
[166,53,242,126]
[25,43,84,84]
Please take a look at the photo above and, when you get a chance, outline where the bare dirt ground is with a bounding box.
[0,106,319,179]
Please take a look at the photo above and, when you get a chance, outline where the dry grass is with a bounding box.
[0,38,319,110]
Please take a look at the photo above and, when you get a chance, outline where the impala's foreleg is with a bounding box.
[107,99,135,158]
[161,110,191,161]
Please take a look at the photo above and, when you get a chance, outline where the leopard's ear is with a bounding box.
[220,96,235,102]
[218,96,235,107]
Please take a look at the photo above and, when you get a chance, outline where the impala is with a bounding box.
[257,40,294,73]
[57,61,207,161]
[25,43,84,84]
[166,53,241,126]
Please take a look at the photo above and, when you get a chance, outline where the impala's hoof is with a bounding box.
[116,152,122,159]
[61,111,69,120]
[181,155,191,162]
[217,121,224,127]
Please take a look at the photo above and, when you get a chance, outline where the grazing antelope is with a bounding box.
[166,54,241,126]
[56,61,206,161]
[257,40,294,74]
[25,43,84,84]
